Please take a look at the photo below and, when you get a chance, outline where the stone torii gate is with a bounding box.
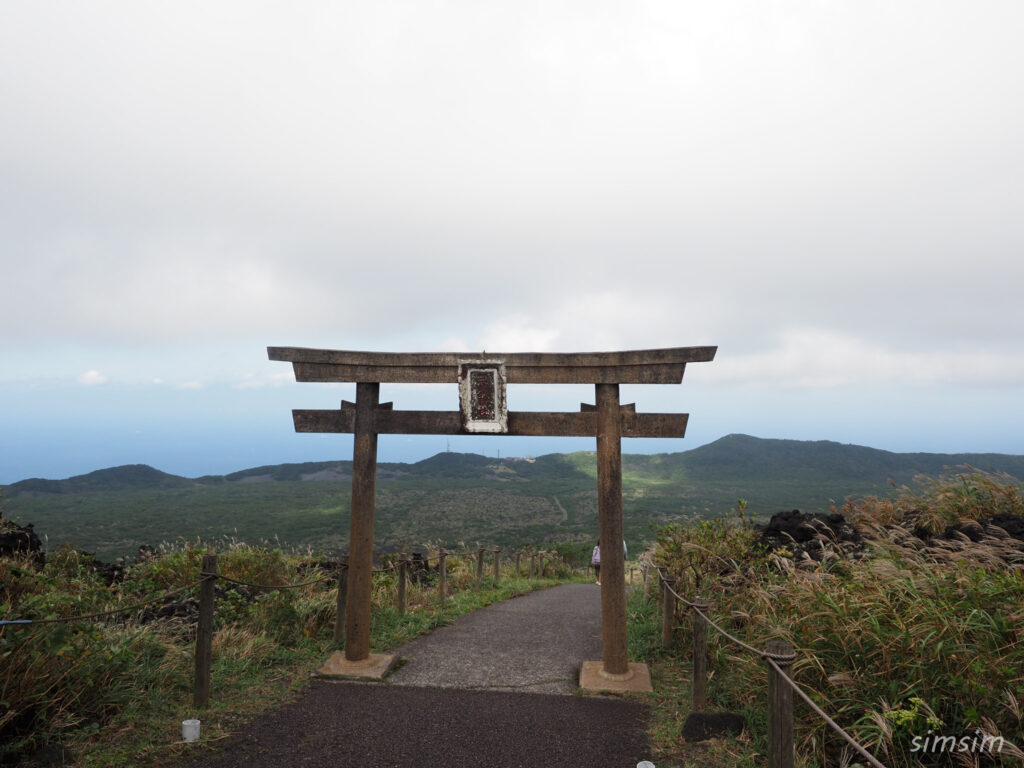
[268,345,716,691]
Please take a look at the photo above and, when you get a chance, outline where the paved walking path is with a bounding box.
[183,584,653,768]
[387,582,603,694]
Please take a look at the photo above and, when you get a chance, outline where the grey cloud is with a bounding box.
[1,1,1021,379]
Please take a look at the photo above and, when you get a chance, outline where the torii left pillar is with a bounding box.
[314,381,398,679]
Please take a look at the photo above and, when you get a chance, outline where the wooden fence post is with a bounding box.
[492,548,500,581]
[194,553,217,708]
[397,553,408,614]
[661,573,677,648]
[515,551,521,576]
[476,546,484,589]
[767,639,795,768]
[530,553,536,579]
[334,554,348,644]
[438,549,447,601]
[538,554,545,577]
[692,595,709,712]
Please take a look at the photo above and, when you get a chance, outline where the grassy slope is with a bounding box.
[1,543,582,766]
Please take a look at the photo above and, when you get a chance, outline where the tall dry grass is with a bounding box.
[652,472,1024,766]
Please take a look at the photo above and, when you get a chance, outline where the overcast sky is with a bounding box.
[2,1,1023,483]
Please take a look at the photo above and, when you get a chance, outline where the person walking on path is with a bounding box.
[592,540,627,586]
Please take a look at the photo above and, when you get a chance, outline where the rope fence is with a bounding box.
[653,565,888,768]
[0,579,207,627]
[1,544,582,710]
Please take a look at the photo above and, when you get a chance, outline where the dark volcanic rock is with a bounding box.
[140,596,200,624]
[756,509,863,561]
[911,512,1024,564]
[988,513,1024,540]
[89,558,125,585]
[941,514,1024,544]
[0,516,45,566]
[408,551,436,586]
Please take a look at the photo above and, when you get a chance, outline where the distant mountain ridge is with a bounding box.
[675,434,1024,483]
[7,435,1024,561]
[7,434,1024,497]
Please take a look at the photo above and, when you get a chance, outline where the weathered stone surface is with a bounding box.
[314,651,398,680]
[681,711,746,742]
[578,661,653,694]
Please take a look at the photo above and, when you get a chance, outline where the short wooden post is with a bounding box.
[692,595,709,711]
[538,554,545,577]
[530,553,536,578]
[661,573,677,648]
[194,553,217,708]
[476,546,484,589]
[333,554,348,643]
[492,548,500,580]
[438,549,447,601]
[397,554,408,615]
[767,640,795,768]
[515,551,521,576]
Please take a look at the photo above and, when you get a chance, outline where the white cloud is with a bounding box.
[177,381,203,390]
[2,1,1020,353]
[479,318,560,353]
[232,371,295,390]
[704,329,1024,389]
[77,370,108,386]
[437,337,473,353]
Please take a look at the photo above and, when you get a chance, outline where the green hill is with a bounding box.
[4,435,1023,560]
[10,464,195,496]
[679,434,1024,482]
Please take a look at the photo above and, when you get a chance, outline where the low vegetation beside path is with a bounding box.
[0,537,582,767]
[630,468,1024,768]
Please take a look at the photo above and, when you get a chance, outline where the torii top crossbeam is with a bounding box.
[268,346,716,383]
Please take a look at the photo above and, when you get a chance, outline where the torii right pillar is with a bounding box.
[579,381,654,693]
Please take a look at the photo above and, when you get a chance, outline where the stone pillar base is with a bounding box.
[579,661,653,693]
[313,651,398,681]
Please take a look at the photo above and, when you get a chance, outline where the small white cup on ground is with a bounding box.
[182,719,201,742]
[637,762,656,768]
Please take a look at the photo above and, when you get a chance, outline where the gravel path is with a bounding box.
[182,584,652,768]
